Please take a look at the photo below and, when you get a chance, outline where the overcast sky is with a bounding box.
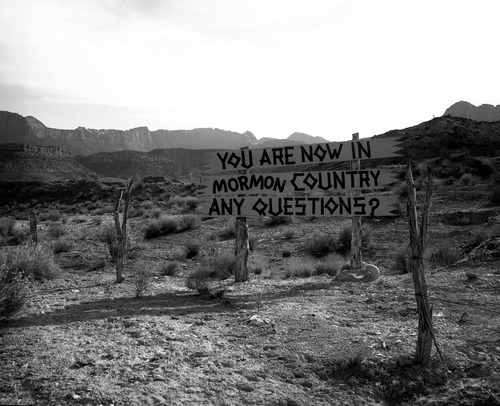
[0,0,499,141]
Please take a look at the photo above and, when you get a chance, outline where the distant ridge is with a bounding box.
[0,111,321,156]
[444,101,500,122]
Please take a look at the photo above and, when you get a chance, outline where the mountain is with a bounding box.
[0,111,260,155]
[0,143,98,181]
[444,101,500,122]
[287,132,329,144]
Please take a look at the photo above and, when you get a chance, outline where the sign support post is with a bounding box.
[350,133,362,270]
[234,148,249,283]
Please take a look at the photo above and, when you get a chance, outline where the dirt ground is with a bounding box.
[1,182,500,405]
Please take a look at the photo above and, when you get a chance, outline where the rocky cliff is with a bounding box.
[444,101,500,122]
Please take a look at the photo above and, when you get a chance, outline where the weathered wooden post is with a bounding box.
[406,164,435,364]
[234,149,249,283]
[350,133,362,269]
[114,178,134,284]
[29,211,37,245]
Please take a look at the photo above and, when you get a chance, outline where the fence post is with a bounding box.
[350,132,362,269]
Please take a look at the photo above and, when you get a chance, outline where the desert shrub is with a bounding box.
[219,218,236,240]
[161,262,178,276]
[87,259,106,272]
[315,253,343,277]
[469,229,490,248]
[178,215,198,231]
[38,212,50,222]
[142,200,155,210]
[458,173,478,186]
[336,226,371,255]
[393,247,411,274]
[430,244,461,266]
[7,228,30,246]
[470,157,496,178]
[2,244,61,281]
[394,182,409,199]
[98,223,117,245]
[92,216,103,226]
[185,268,211,294]
[465,270,479,280]
[203,243,235,279]
[61,215,68,225]
[285,257,316,278]
[264,216,292,227]
[248,236,258,252]
[184,241,200,259]
[159,216,179,234]
[134,269,151,298]
[52,239,73,254]
[283,228,296,240]
[0,217,16,237]
[151,207,162,219]
[144,220,162,239]
[183,197,199,210]
[48,223,66,239]
[47,210,62,222]
[282,249,292,258]
[303,231,337,258]
[488,186,500,205]
[0,254,29,320]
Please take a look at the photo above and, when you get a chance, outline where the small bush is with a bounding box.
[185,241,200,259]
[3,244,61,281]
[144,220,162,239]
[183,197,199,211]
[7,228,30,246]
[52,239,73,254]
[48,223,66,239]
[393,247,411,274]
[92,216,103,226]
[98,223,117,245]
[161,262,178,276]
[303,231,337,258]
[336,226,371,255]
[265,216,292,227]
[282,250,292,258]
[185,269,211,294]
[0,217,16,237]
[248,236,258,252]
[458,173,478,186]
[151,208,162,219]
[134,269,151,298]
[285,257,316,278]
[178,215,198,231]
[219,219,236,240]
[0,255,29,320]
[315,253,343,277]
[159,216,178,234]
[489,186,500,205]
[47,210,62,222]
[430,244,461,266]
[38,212,50,222]
[465,271,479,280]
[283,228,296,240]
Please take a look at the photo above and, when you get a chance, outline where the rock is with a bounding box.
[336,262,380,283]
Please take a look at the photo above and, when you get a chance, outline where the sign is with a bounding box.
[200,169,397,196]
[206,137,402,173]
[200,195,398,217]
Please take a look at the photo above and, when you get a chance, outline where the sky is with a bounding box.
[0,0,499,142]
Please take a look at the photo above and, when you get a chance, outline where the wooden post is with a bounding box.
[407,164,434,365]
[234,148,249,283]
[29,211,37,245]
[350,133,362,269]
[114,179,134,284]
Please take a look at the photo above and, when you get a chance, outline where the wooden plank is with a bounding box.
[199,195,398,217]
[205,137,402,173]
[199,169,397,196]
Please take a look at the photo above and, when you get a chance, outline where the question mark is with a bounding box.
[368,198,380,217]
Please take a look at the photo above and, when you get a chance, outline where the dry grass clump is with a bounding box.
[303,231,337,258]
[393,247,411,274]
[161,262,178,276]
[134,269,151,298]
[48,223,66,239]
[285,257,316,278]
[47,210,62,222]
[458,173,479,186]
[315,253,344,277]
[336,226,371,255]
[178,214,199,231]
[429,243,461,266]
[0,217,16,237]
[218,218,236,240]
[0,250,29,320]
[184,241,200,259]
[282,228,296,240]
[2,244,61,281]
[264,216,292,227]
[52,239,73,254]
